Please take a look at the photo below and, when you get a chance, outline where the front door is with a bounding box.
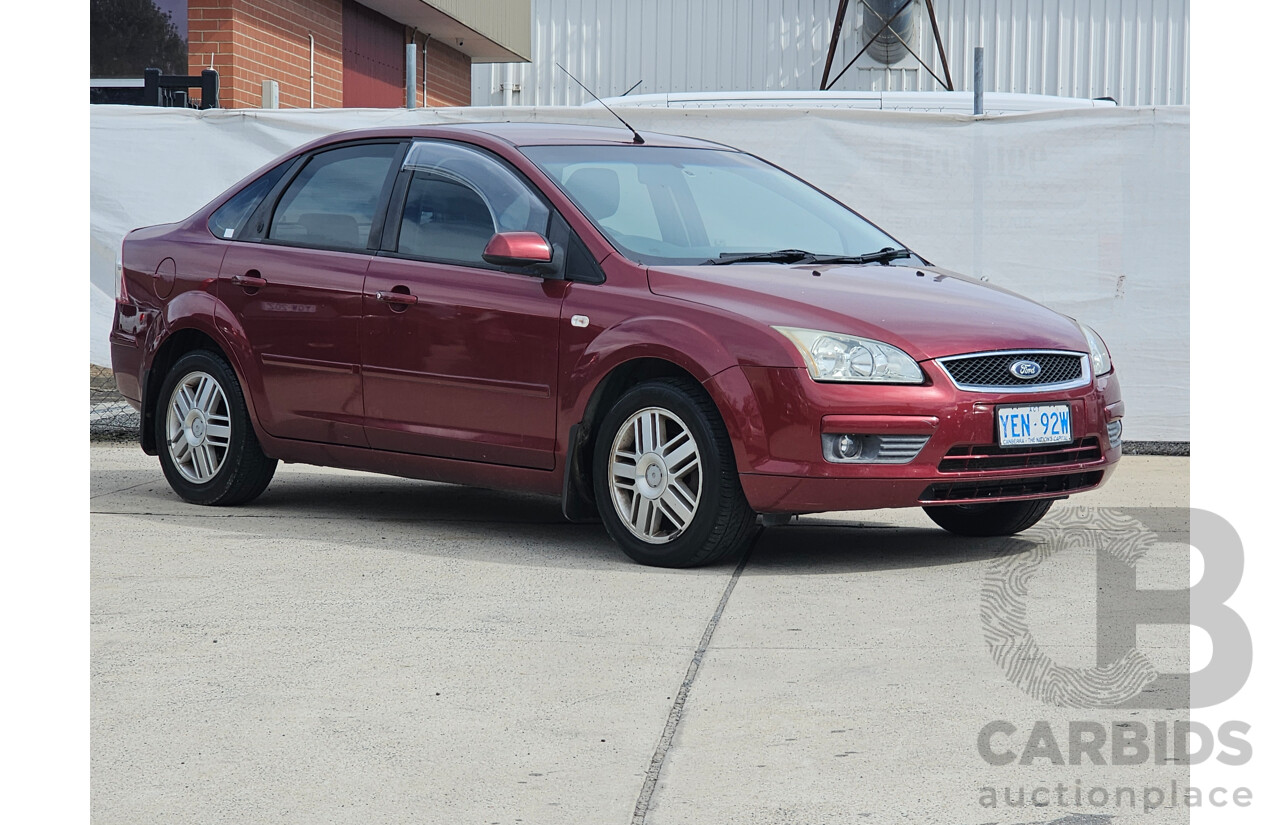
[361,140,565,470]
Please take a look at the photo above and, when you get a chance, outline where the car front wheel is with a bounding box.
[592,378,756,567]
[923,499,1055,537]
[155,350,277,506]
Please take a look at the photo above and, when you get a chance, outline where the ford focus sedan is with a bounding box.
[110,122,1122,567]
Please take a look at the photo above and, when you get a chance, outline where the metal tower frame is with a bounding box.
[820,0,954,92]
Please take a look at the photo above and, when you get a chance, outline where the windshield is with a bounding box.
[521,145,906,266]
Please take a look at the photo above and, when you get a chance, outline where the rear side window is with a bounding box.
[208,162,289,240]
[268,143,399,252]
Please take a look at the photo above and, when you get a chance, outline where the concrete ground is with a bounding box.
[92,444,1191,824]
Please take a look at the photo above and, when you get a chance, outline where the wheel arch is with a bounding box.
[142,325,257,455]
[561,356,739,522]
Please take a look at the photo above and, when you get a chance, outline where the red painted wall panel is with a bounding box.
[342,0,403,108]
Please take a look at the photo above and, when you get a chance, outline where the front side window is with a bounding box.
[395,140,550,267]
[269,143,399,251]
[521,145,901,266]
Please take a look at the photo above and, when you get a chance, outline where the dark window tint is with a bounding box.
[398,173,498,265]
[395,140,549,267]
[208,162,289,240]
[269,143,398,251]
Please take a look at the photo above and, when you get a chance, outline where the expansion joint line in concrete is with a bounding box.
[630,541,756,824]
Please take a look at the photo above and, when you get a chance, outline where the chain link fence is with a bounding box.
[91,365,140,441]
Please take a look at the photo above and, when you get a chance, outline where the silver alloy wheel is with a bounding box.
[608,406,703,544]
[165,371,232,484]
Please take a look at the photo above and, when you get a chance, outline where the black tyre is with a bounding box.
[592,378,756,568]
[155,350,277,506]
[923,499,1055,537]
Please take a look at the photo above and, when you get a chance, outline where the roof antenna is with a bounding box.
[556,62,644,144]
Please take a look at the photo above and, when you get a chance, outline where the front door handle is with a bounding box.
[375,290,419,306]
[230,273,268,289]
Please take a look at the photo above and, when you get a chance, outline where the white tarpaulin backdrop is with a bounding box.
[90,104,1189,441]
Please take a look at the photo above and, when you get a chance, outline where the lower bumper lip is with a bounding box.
[742,463,1117,514]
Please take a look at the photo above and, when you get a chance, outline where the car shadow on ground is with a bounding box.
[747,521,1029,574]
[97,466,1035,575]
[253,472,573,525]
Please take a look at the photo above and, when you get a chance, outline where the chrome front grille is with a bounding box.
[938,350,1089,392]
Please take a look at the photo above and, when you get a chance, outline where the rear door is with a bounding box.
[218,140,402,446]
[361,140,566,470]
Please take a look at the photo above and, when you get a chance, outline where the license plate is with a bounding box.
[997,404,1072,447]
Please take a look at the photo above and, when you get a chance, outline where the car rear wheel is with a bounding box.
[923,499,1055,537]
[156,350,277,506]
[592,378,756,568]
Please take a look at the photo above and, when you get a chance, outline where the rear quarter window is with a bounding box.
[207,163,290,240]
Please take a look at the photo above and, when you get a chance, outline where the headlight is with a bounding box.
[773,327,924,383]
[1079,323,1113,376]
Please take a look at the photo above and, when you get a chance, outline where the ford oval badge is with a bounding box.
[1010,360,1042,380]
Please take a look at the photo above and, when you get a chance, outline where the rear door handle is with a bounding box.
[375,291,418,306]
[230,273,268,288]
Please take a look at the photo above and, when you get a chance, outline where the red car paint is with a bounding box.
[110,122,1120,519]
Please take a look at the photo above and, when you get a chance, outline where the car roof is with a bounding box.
[313,121,734,150]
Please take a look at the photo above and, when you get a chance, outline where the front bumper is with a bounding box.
[707,362,1123,514]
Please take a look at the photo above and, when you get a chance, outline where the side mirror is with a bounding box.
[482,232,553,267]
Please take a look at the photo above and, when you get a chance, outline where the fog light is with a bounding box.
[836,434,863,460]
[821,433,930,464]
[1107,419,1123,448]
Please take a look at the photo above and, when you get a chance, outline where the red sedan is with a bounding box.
[111,123,1122,567]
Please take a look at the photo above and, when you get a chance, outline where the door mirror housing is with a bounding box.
[482,232,554,267]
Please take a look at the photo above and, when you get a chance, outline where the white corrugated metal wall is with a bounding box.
[472,0,1188,106]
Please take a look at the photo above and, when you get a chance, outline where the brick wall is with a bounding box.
[189,0,343,109]
[419,36,471,108]
[188,1,474,110]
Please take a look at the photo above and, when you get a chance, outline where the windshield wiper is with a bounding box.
[707,249,816,265]
[807,247,913,266]
[706,247,913,266]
